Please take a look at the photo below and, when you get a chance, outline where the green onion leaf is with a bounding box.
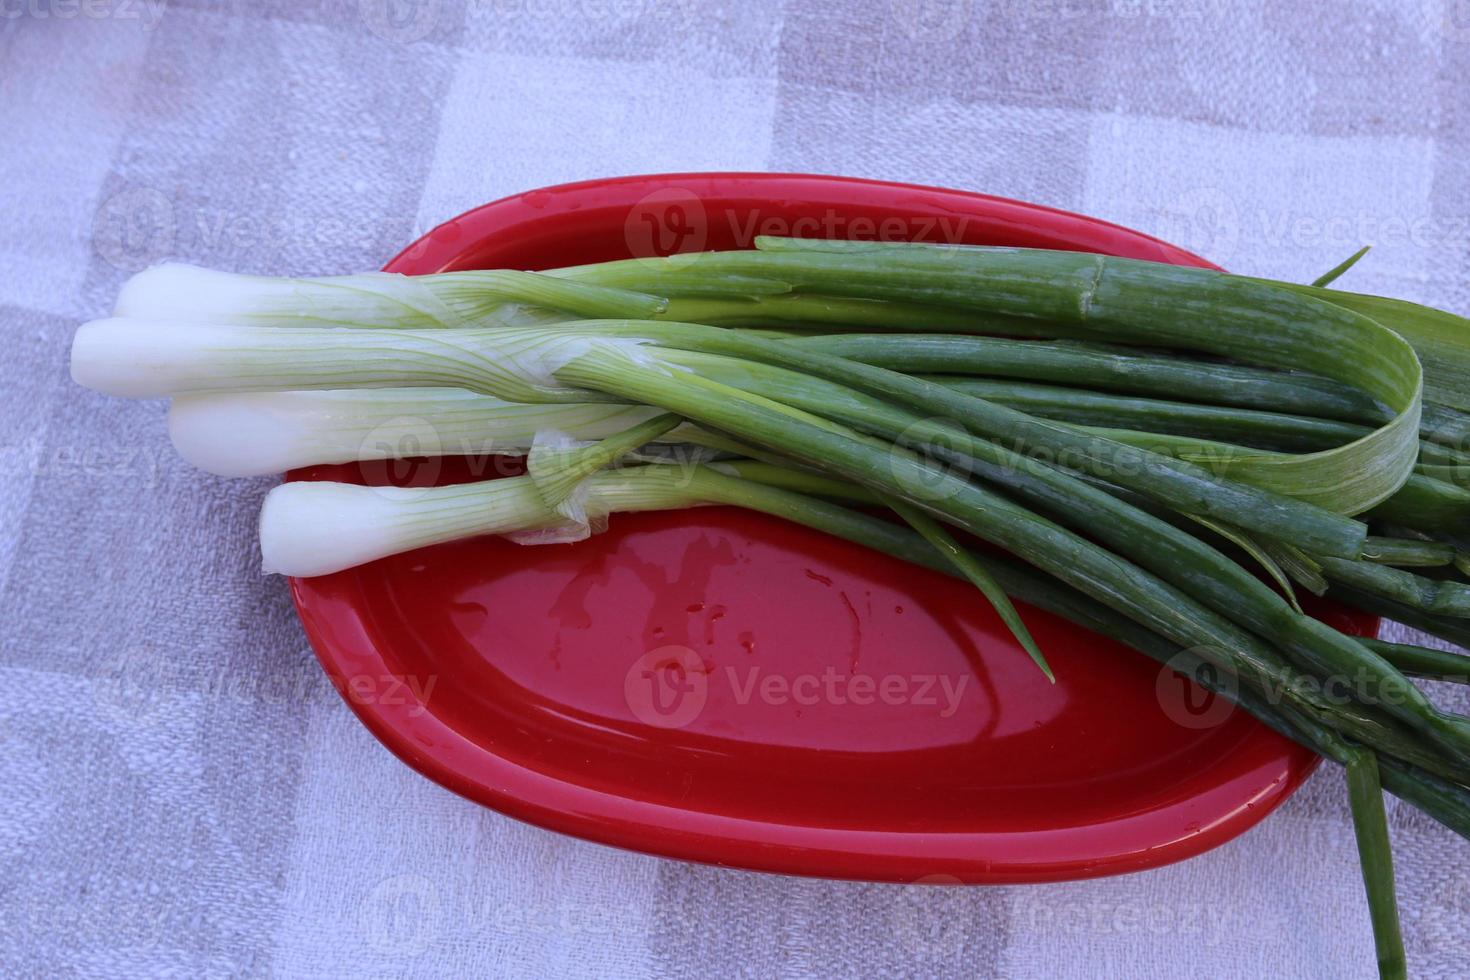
[1311,245,1371,288]
[879,492,1055,683]
[527,413,683,519]
[1344,749,1407,980]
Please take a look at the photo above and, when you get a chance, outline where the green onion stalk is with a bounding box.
[72,315,1470,751]
[256,458,1470,831]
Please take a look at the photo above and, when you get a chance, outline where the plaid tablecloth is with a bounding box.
[2,2,1468,976]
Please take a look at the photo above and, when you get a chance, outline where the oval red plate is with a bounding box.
[289,173,1374,883]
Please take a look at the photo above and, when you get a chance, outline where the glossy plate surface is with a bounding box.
[289,173,1375,883]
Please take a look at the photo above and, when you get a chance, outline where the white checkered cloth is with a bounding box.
[2,2,1468,976]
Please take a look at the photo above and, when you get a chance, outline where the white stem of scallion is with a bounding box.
[259,468,706,577]
[114,262,667,327]
[69,318,660,403]
[168,389,669,477]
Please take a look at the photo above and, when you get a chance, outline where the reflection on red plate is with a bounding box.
[288,174,1377,883]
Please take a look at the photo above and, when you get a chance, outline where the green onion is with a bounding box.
[1311,245,1372,288]
[585,319,1377,555]
[1361,639,1470,684]
[526,413,683,520]
[258,459,1470,792]
[74,240,1470,980]
[1344,749,1406,980]
[557,346,1470,766]
[168,389,667,477]
[566,236,1426,517]
[1320,558,1470,618]
[70,319,644,404]
[618,347,1464,753]
[1184,512,1306,613]
[878,492,1054,682]
[1259,540,1330,596]
[929,376,1372,453]
[1321,581,1470,649]
[1269,284,1470,414]
[1369,474,1470,535]
[785,333,1388,422]
[258,466,714,576]
[115,261,668,326]
[100,312,1461,759]
[1361,536,1458,568]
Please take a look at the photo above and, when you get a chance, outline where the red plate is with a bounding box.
[289,174,1375,883]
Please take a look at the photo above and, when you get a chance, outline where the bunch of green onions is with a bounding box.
[72,239,1470,977]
